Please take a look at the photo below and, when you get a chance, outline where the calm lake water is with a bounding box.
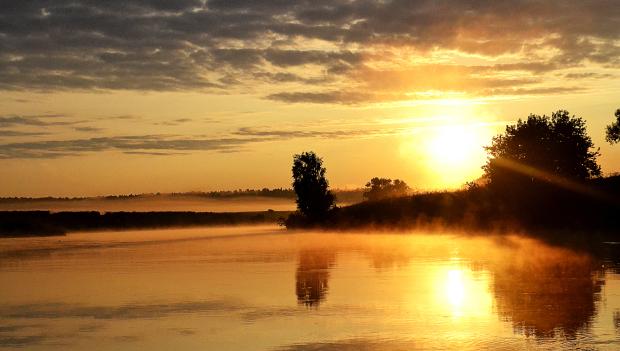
[1,225,620,350]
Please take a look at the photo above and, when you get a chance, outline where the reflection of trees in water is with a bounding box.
[295,249,336,307]
[598,243,620,275]
[293,236,613,338]
[365,246,411,271]
[492,251,605,338]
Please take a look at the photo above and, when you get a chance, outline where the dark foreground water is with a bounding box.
[1,225,619,350]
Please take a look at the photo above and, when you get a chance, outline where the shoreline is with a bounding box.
[0,210,291,237]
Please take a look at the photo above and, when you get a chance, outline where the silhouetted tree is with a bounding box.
[292,151,335,220]
[606,109,620,144]
[363,177,410,201]
[484,110,601,192]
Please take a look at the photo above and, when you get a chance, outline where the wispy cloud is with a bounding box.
[155,118,193,126]
[74,126,104,133]
[0,122,412,158]
[106,115,141,120]
[0,115,76,128]
[563,72,615,79]
[0,134,287,159]
[234,126,406,138]
[123,151,188,156]
[0,130,49,137]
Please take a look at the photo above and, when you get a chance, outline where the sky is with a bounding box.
[0,0,619,197]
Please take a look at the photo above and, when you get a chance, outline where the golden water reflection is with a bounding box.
[439,267,493,319]
[1,227,619,350]
[492,244,604,338]
[293,233,608,339]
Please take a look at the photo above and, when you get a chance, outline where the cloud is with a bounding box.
[479,86,585,96]
[267,91,375,105]
[0,134,279,159]
[155,118,193,126]
[123,151,188,156]
[0,335,47,348]
[0,130,49,137]
[113,335,142,343]
[356,66,540,92]
[0,121,412,158]
[106,115,141,120]
[0,114,86,139]
[563,72,615,79]
[74,126,104,133]
[253,71,330,84]
[0,324,47,348]
[233,126,404,138]
[0,115,75,128]
[170,328,196,336]
[0,1,618,103]
[263,49,361,70]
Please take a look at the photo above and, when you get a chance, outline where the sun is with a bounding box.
[397,100,499,189]
[427,125,481,166]
[422,124,492,187]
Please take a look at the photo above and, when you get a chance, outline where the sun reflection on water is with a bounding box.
[445,269,466,317]
[436,264,493,320]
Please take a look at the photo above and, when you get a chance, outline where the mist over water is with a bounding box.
[0,196,297,212]
[1,225,620,350]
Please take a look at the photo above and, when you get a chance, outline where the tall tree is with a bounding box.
[605,109,620,144]
[291,151,335,220]
[484,110,601,191]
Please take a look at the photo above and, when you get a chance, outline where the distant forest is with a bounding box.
[0,188,364,203]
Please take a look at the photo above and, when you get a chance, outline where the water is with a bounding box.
[1,225,619,350]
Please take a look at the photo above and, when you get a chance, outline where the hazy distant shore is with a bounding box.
[0,190,363,212]
[0,189,360,237]
[0,210,291,237]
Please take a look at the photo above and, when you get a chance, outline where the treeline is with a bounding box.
[177,188,295,198]
[0,188,364,202]
[0,189,295,202]
[0,210,290,237]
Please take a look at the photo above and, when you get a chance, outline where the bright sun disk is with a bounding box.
[427,125,481,166]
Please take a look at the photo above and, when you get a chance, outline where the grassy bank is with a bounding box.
[285,175,620,241]
[0,210,291,237]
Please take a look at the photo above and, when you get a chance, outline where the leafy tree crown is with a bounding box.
[605,109,620,144]
[363,177,410,201]
[484,110,601,187]
[292,151,335,219]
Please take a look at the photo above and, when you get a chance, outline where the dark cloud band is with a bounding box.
[0,0,618,102]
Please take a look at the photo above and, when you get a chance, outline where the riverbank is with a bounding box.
[285,175,620,244]
[0,210,290,237]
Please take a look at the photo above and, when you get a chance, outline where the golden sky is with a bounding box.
[0,1,619,196]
